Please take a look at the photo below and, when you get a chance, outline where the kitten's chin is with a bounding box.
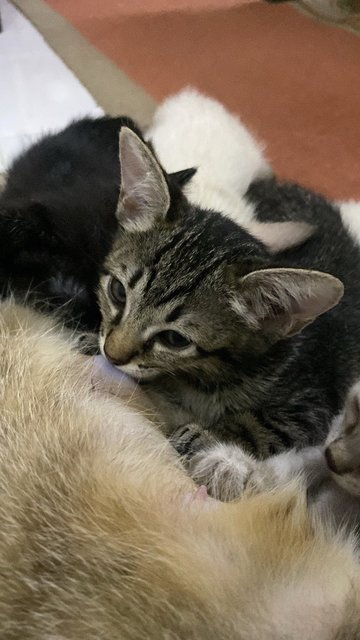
[116,364,160,382]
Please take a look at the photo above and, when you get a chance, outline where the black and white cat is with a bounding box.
[98,120,360,483]
[146,89,360,515]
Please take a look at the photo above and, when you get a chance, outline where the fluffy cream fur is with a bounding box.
[0,300,359,639]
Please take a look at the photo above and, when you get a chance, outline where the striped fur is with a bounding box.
[99,129,360,468]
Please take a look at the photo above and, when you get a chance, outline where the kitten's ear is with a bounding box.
[233,268,343,338]
[246,220,315,254]
[170,167,197,188]
[117,127,170,231]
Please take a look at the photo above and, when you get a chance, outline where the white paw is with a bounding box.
[187,443,257,501]
[244,463,282,494]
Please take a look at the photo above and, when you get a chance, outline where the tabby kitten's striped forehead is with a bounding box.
[99,212,265,381]
[97,129,342,381]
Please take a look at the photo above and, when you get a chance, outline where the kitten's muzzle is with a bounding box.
[103,346,140,367]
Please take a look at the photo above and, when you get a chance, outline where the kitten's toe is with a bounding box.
[170,423,215,459]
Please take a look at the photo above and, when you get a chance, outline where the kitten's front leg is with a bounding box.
[245,446,327,494]
[170,424,258,501]
[171,424,329,501]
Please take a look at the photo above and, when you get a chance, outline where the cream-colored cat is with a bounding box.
[0,300,359,639]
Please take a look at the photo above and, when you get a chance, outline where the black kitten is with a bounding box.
[0,116,195,331]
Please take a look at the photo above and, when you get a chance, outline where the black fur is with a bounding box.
[0,116,195,330]
[241,178,360,446]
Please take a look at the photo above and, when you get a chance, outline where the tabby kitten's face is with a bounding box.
[99,221,261,381]
[98,128,343,382]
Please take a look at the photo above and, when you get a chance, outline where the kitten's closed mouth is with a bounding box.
[91,356,139,393]
[99,340,159,381]
[116,363,159,382]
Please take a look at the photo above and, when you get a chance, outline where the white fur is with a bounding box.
[188,443,256,501]
[260,447,327,486]
[338,200,360,245]
[147,87,271,226]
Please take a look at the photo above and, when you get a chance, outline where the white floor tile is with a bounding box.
[0,0,104,172]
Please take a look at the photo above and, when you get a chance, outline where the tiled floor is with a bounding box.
[0,0,103,173]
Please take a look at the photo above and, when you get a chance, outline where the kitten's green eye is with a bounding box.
[108,277,126,307]
[157,330,191,350]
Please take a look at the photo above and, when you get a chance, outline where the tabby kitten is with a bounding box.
[0,116,194,331]
[98,127,360,464]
